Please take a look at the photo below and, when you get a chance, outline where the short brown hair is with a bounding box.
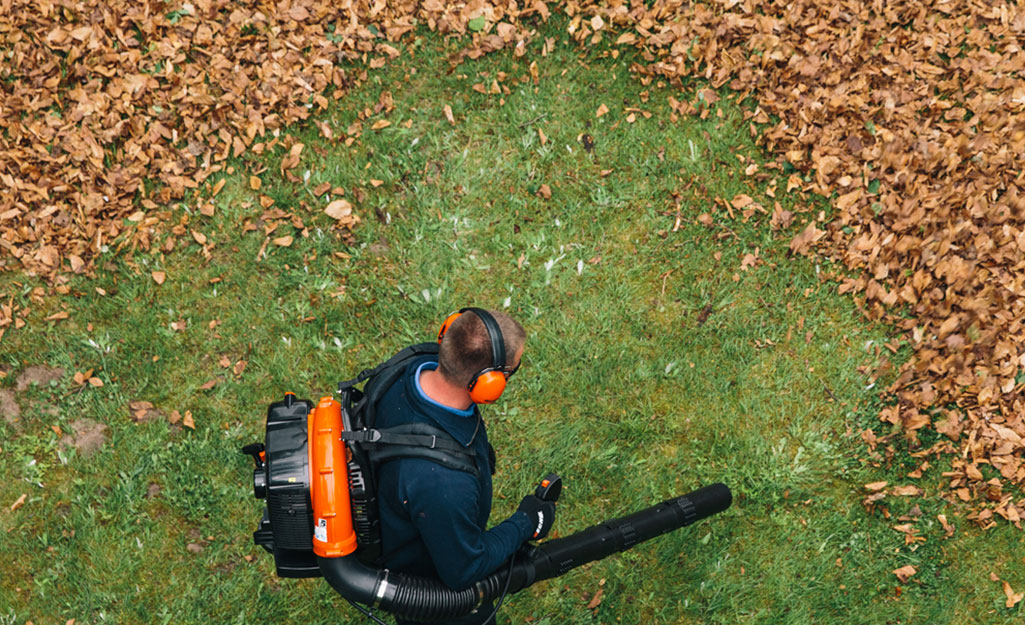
[438,309,525,387]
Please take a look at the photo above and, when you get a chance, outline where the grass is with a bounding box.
[1,18,1024,625]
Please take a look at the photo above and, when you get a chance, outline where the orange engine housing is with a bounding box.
[309,396,358,558]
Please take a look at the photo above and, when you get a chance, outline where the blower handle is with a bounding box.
[534,473,562,502]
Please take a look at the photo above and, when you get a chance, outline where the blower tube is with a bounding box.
[317,483,732,622]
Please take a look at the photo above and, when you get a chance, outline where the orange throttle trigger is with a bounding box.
[534,473,562,502]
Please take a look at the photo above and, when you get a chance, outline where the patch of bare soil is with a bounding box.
[59,419,109,458]
[15,366,65,391]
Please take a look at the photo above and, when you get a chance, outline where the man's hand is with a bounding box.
[517,495,556,540]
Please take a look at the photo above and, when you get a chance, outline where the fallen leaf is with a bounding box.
[152,271,166,285]
[371,119,391,130]
[250,176,262,191]
[88,377,103,387]
[325,199,354,220]
[1003,580,1024,608]
[273,235,294,247]
[586,588,603,609]
[596,104,609,118]
[10,494,27,511]
[443,105,455,125]
[183,410,195,430]
[199,379,217,390]
[893,565,917,583]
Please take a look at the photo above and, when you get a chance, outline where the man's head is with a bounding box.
[438,309,526,394]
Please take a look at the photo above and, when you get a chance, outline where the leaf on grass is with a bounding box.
[250,176,262,191]
[371,119,391,130]
[273,235,294,247]
[325,199,354,220]
[183,410,195,430]
[152,271,166,285]
[88,377,103,387]
[45,311,69,321]
[596,104,609,118]
[789,222,825,256]
[199,379,217,390]
[731,194,754,209]
[864,481,888,492]
[233,360,247,376]
[586,588,603,609]
[1002,580,1024,608]
[443,105,455,125]
[893,565,916,583]
[890,485,922,496]
[10,494,27,511]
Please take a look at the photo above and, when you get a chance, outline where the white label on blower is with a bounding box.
[314,518,327,542]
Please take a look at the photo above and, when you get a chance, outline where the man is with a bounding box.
[374,308,555,624]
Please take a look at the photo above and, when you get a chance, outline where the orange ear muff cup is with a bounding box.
[468,370,506,404]
[438,312,463,343]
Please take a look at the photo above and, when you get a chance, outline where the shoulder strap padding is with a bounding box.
[343,423,479,476]
[340,342,439,431]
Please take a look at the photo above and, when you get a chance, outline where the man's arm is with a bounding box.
[399,460,533,591]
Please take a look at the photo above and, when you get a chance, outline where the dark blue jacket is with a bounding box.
[375,356,533,591]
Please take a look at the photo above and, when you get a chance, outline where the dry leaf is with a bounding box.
[88,377,103,387]
[273,235,294,247]
[371,119,391,130]
[586,588,603,609]
[1002,580,1024,608]
[250,176,262,191]
[893,565,916,583]
[596,104,609,118]
[183,410,195,430]
[443,105,455,125]
[325,199,354,220]
[152,271,166,285]
[199,379,217,390]
[10,494,27,511]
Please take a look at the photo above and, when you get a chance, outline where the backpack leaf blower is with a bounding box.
[242,393,732,622]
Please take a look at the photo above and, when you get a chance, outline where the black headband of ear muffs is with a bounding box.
[461,307,505,372]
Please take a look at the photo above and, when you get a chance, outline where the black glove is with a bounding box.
[517,495,556,541]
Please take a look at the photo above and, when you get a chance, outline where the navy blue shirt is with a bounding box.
[375,356,533,591]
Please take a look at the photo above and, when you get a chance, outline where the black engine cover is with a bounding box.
[262,395,320,577]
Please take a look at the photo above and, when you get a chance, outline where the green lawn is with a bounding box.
[1,20,1023,625]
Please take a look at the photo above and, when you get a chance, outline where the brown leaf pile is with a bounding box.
[0,0,541,279]
[5,0,1025,521]
[557,0,1025,523]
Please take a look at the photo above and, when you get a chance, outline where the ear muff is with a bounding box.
[437,312,463,343]
[467,370,506,404]
[437,307,509,404]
